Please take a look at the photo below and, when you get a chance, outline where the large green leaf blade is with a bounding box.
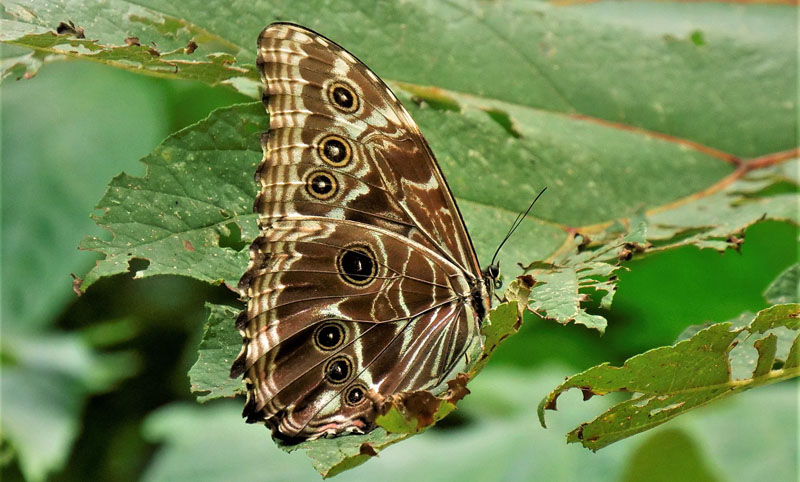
[3,1,795,156]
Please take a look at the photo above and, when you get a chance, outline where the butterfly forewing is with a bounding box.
[232,23,490,442]
[257,23,479,273]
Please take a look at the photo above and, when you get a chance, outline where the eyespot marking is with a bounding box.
[337,245,377,286]
[305,170,338,200]
[313,321,346,351]
[324,356,353,385]
[344,383,368,407]
[327,81,359,113]
[317,135,352,167]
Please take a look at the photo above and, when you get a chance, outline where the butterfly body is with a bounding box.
[231,23,496,443]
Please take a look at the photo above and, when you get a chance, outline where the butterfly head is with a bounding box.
[483,261,502,292]
[486,187,547,296]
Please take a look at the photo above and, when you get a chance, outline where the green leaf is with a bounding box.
[509,241,622,333]
[0,331,138,482]
[538,304,800,450]
[469,301,522,375]
[764,262,799,304]
[1,27,260,96]
[4,1,795,158]
[641,159,800,253]
[285,429,409,479]
[188,303,244,401]
[619,428,721,482]
[78,102,265,290]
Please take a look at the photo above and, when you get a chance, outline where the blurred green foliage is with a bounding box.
[1,58,796,482]
[1,0,798,478]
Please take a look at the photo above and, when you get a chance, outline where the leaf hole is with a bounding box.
[484,108,522,138]
[128,257,150,277]
[218,222,246,251]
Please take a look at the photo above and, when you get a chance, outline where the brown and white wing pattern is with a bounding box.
[231,23,491,443]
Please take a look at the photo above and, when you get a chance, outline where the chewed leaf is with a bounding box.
[508,157,799,333]
[642,158,800,253]
[78,103,266,291]
[189,303,245,401]
[1,28,260,95]
[538,304,800,450]
[508,239,622,333]
[1,5,259,94]
[374,373,470,433]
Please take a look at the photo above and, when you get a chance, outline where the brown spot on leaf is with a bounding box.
[71,273,84,296]
[445,373,471,404]
[184,240,195,251]
[726,234,744,251]
[399,391,440,427]
[576,233,591,252]
[574,423,586,440]
[125,36,141,46]
[359,443,378,457]
[580,387,596,401]
[518,274,535,289]
[185,40,198,54]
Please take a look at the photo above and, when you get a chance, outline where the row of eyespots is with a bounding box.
[313,321,368,407]
[313,80,369,409]
[303,79,360,200]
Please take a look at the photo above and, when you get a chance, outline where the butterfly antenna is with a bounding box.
[489,187,547,267]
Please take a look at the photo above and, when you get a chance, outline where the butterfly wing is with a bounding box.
[256,22,480,275]
[232,23,488,442]
[234,218,478,440]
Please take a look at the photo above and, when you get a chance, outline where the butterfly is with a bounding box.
[230,22,500,443]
